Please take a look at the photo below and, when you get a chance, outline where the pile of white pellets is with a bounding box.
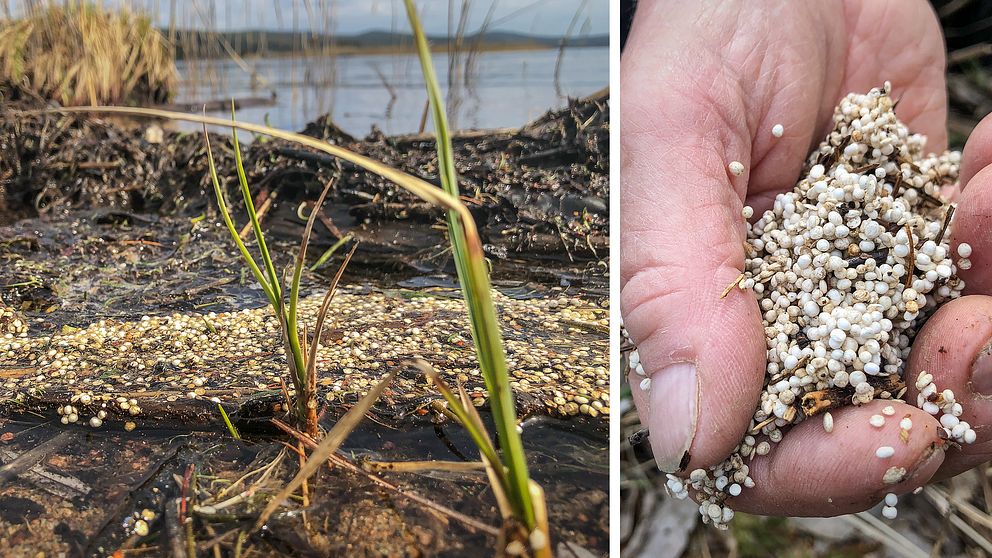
[1,303,27,336]
[652,84,975,527]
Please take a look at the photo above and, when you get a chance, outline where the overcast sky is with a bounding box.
[6,1,606,36]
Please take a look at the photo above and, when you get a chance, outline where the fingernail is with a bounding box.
[901,443,945,489]
[970,339,992,396]
[647,363,699,473]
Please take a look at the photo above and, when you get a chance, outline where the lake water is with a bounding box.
[175,46,608,136]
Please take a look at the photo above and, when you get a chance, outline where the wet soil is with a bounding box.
[0,413,606,558]
[0,90,608,289]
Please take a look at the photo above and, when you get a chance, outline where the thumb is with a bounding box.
[619,0,839,474]
[621,92,765,474]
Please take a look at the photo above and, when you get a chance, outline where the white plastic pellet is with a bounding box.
[639,377,651,392]
[876,446,895,459]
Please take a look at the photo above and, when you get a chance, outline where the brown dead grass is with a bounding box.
[0,4,176,106]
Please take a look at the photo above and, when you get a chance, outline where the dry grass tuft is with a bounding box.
[0,4,176,106]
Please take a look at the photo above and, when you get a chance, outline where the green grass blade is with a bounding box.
[288,176,337,395]
[230,101,281,300]
[409,359,504,477]
[403,0,535,529]
[224,107,306,391]
[217,403,242,441]
[310,234,353,271]
[412,359,517,526]
[202,123,277,307]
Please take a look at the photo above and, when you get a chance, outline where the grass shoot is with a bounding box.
[217,403,241,441]
[202,103,357,436]
[41,62,548,547]
[404,0,547,552]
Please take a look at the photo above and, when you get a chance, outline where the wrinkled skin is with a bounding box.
[622,0,992,515]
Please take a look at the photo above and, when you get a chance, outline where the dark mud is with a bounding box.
[0,90,608,290]
[0,210,609,555]
[0,413,607,557]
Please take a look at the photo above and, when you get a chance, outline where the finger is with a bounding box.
[730,400,945,516]
[621,93,766,474]
[960,113,992,189]
[905,295,992,481]
[949,163,992,293]
[620,19,760,475]
[839,0,948,152]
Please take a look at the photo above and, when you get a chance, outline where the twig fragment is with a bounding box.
[721,273,745,299]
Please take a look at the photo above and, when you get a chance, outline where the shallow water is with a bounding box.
[0,407,607,555]
[175,46,609,135]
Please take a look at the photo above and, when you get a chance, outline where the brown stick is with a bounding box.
[238,190,275,240]
[935,204,956,247]
[800,375,904,418]
[0,431,74,484]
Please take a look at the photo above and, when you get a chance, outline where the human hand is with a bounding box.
[622,0,992,515]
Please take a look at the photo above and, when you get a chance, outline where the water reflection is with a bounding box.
[175,46,608,134]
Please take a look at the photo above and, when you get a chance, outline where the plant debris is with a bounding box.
[0,92,608,281]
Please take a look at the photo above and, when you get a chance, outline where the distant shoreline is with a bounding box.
[167,28,608,60]
[179,42,604,61]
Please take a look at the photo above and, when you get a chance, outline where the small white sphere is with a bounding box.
[876,446,895,458]
[965,429,978,444]
[729,161,745,176]
[952,422,968,439]
[772,124,784,138]
[958,242,973,258]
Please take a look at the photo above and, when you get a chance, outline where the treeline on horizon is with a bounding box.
[167,29,608,59]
